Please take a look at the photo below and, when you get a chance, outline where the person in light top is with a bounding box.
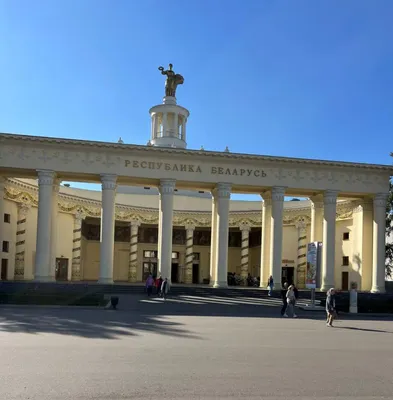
[284,285,298,318]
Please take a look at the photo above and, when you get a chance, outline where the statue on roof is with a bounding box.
[158,63,184,97]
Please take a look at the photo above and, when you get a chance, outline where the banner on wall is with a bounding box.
[306,242,322,289]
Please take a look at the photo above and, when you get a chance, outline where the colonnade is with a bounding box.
[0,171,389,292]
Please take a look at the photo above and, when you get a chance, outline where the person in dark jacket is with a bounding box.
[326,288,336,327]
[281,282,288,316]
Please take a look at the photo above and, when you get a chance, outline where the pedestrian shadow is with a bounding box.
[336,326,393,334]
[0,307,203,340]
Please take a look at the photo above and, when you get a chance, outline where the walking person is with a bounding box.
[285,284,298,318]
[156,276,163,296]
[160,277,170,300]
[267,275,274,296]
[281,282,288,317]
[326,288,337,327]
[145,274,154,297]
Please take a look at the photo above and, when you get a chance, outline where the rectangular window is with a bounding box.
[143,250,158,258]
[342,256,349,266]
[343,232,350,241]
[172,252,179,259]
[4,213,10,223]
[2,241,9,253]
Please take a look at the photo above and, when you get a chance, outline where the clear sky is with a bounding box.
[0,0,392,195]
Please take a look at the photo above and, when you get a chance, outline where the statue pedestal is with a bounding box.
[163,96,177,105]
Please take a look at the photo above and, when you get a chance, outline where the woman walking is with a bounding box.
[285,285,298,318]
[267,275,274,296]
[326,288,336,327]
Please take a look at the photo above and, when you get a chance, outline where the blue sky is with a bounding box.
[0,0,392,196]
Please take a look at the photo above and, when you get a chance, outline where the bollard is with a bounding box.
[349,282,358,314]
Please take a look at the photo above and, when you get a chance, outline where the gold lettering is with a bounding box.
[140,161,147,168]
[254,170,260,177]
[172,164,179,171]
[124,160,130,167]
[218,167,224,175]
[196,166,202,173]
[133,161,139,168]
[148,162,155,169]
[188,165,194,172]
[165,163,171,171]
[211,167,217,174]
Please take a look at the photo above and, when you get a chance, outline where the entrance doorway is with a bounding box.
[1,259,8,280]
[171,263,179,283]
[143,262,157,281]
[55,258,69,281]
[341,271,349,291]
[282,266,294,286]
[192,264,199,284]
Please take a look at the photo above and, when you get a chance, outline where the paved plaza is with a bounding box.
[1,295,393,399]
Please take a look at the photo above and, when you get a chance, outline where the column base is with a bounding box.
[371,286,386,294]
[212,281,228,289]
[98,277,114,284]
[34,276,56,282]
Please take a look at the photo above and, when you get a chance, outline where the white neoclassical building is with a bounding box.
[0,66,392,291]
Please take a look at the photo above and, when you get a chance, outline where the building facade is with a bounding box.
[0,68,392,291]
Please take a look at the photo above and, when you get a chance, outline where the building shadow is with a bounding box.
[0,306,203,340]
[336,326,393,334]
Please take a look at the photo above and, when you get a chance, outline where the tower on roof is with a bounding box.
[149,63,190,149]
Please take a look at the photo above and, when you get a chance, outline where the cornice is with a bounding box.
[1,132,393,172]
[3,178,357,226]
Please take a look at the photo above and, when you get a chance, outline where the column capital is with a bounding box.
[53,178,62,193]
[17,203,30,217]
[295,217,307,231]
[239,222,251,232]
[0,177,5,189]
[214,182,231,199]
[100,174,117,190]
[74,211,86,222]
[130,219,141,228]
[185,223,196,232]
[159,179,176,195]
[374,192,389,208]
[37,170,56,185]
[271,186,286,202]
[310,194,324,209]
[323,190,339,205]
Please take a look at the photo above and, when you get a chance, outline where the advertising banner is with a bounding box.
[306,242,319,289]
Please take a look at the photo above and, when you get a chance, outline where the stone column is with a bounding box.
[371,193,389,293]
[71,212,85,281]
[162,112,168,136]
[209,195,218,286]
[49,179,61,281]
[35,170,56,281]
[270,186,286,289]
[310,194,323,242]
[14,203,30,279]
[259,197,271,287]
[321,190,338,291]
[213,182,231,288]
[182,117,187,141]
[128,220,141,283]
[184,223,195,284]
[0,178,4,260]
[295,217,307,288]
[98,174,117,283]
[173,113,179,137]
[158,179,175,281]
[239,223,251,284]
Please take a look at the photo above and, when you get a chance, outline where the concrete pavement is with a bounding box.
[1,294,392,399]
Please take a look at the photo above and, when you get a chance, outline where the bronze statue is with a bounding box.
[158,63,184,97]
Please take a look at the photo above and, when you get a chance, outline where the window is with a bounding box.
[2,241,9,253]
[4,213,10,223]
[143,250,158,258]
[342,256,349,266]
[193,253,200,261]
[171,252,179,259]
[343,232,350,241]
